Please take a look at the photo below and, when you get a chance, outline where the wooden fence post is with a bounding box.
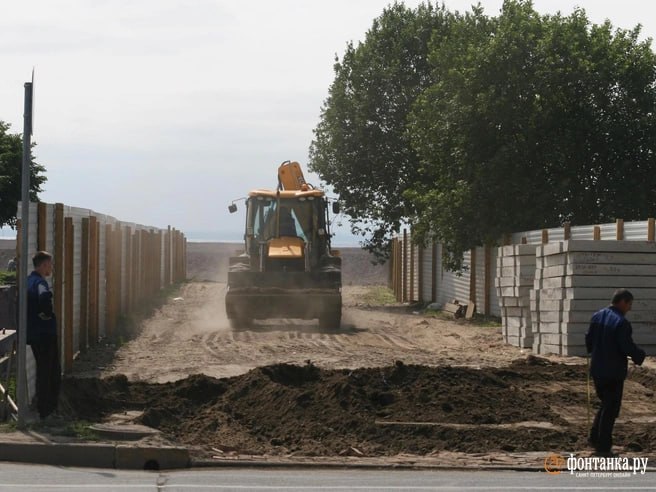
[390,239,395,292]
[469,248,477,305]
[115,226,124,318]
[648,218,655,242]
[164,226,171,286]
[150,230,157,295]
[431,242,437,303]
[177,230,182,283]
[484,245,491,316]
[396,238,402,302]
[150,230,157,296]
[125,228,133,314]
[157,230,163,291]
[593,226,601,240]
[409,237,415,303]
[37,202,47,251]
[140,229,147,300]
[563,222,571,240]
[105,224,116,337]
[616,219,624,240]
[541,229,549,244]
[88,217,99,346]
[402,229,408,303]
[170,228,175,284]
[183,235,187,280]
[417,244,424,302]
[64,217,74,373]
[79,218,89,352]
[54,203,64,350]
[132,229,140,308]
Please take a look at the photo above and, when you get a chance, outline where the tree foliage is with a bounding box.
[309,2,453,261]
[312,0,656,270]
[409,1,656,269]
[0,121,47,228]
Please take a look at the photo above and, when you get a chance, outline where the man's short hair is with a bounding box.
[611,288,634,305]
[32,251,53,269]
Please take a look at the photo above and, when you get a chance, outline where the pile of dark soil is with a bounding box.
[60,358,656,456]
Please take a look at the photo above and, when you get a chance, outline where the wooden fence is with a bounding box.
[16,201,186,381]
[390,218,656,318]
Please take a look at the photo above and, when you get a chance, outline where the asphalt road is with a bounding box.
[0,465,653,491]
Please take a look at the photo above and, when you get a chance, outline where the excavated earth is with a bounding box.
[60,358,656,458]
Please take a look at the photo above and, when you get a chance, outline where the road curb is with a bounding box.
[2,442,653,473]
[191,459,656,472]
[0,442,191,470]
[116,445,191,470]
[0,442,116,468]
[191,459,547,472]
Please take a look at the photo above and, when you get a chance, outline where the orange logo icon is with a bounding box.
[544,453,565,475]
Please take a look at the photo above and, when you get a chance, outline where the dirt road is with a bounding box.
[78,282,526,383]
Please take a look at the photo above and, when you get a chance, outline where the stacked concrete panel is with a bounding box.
[495,244,538,348]
[532,240,656,356]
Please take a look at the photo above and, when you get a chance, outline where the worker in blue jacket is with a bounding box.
[586,289,646,456]
[27,251,61,420]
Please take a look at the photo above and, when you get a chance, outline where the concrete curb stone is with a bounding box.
[0,441,190,470]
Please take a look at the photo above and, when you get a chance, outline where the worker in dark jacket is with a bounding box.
[586,289,646,456]
[27,251,61,420]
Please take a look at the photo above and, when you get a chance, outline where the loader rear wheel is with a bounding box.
[319,311,341,330]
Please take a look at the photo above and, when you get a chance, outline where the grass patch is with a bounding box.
[0,421,17,432]
[0,270,16,285]
[61,420,101,440]
[30,419,100,440]
[4,376,16,402]
[359,286,397,306]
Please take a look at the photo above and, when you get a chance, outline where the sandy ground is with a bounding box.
[77,282,527,383]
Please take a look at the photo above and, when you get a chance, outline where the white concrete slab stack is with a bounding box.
[495,244,538,348]
[533,240,656,356]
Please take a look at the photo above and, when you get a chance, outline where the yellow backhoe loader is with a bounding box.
[226,161,342,329]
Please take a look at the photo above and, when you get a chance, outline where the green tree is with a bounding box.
[309,2,453,260]
[408,0,656,269]
[0,121,47,228]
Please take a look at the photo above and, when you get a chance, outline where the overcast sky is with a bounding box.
[2,0,655,244]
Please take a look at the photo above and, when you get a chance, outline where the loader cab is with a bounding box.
[243,189,333,272]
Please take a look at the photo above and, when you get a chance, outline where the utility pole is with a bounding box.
[17,73,33,428]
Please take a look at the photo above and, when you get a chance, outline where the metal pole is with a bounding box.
[17,81,33,427]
